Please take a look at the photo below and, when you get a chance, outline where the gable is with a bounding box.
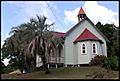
[74,28,103,43]
[64,17,109,42]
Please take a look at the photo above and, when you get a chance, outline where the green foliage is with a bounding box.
[103,55,119,71]
[1,16,118,74]
[90,55,119,71]
[96,22,119,57]
[3,66,14,74]
[1,15,57,74]
[1,61,17,74]
[90,55,119,70]
[89,55,106,66]
[95,22,119,71]
[1,61,6,74]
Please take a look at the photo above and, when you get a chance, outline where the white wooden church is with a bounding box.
[36,7,109,68]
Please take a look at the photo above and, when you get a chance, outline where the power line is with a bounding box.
[46,2,66,32]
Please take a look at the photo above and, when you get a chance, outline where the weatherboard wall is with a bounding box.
[64,19,107,65]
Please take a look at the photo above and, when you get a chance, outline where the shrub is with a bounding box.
[90,55,119,71]
[89,55,106,66]
[103,55,119,71]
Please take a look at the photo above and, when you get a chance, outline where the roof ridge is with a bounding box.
[64,19,86,37]
[63,17,109,42]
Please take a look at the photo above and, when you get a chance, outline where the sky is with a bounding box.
[1,1,119,66]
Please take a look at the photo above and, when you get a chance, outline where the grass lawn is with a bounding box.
[1,66,119,79]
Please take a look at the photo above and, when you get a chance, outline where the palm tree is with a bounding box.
[2,15,63,74]
[24,15,53,73]
[8,24,35,73]
[25,15,64,74]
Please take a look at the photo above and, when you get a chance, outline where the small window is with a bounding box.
[81,43,87,54]
[92,43,97,54]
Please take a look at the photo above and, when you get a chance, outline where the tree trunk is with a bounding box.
[41,56,50,74]
[42,38,50,74]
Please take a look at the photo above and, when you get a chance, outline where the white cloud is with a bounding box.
[64,1,119,27]
[13,2,54,23]
[64,7,79,25]
[1,1,63,48]
[9,1,62,31]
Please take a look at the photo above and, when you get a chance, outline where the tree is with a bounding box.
[95,22,119,57]
[1,23,36,73]
[1,15,63,74]
[1,61,6,74]
[24,15,64,74]
[24,15,54,74]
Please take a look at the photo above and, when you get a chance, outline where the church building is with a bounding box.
[36,7,109,68]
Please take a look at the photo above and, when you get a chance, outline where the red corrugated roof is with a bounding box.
[53,32,65,38]
[74,28,101,42]
[78,7,85,15]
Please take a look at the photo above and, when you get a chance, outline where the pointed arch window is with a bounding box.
[81,43,87,54]
[92,43,97,54]
[50,49,54,56]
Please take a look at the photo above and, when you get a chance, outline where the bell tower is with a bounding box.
[77,7,87,22]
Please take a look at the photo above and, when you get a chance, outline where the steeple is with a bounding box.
[77,7,87,22]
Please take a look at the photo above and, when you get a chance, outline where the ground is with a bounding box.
[1,66,119,79]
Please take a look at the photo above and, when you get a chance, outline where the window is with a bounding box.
[58,49,61,57]
[81,43,87,54]
[92,43,97,54]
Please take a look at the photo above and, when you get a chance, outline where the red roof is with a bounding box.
[78,7,85,16]
[74,28,101,42]
[53,32,65,38]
